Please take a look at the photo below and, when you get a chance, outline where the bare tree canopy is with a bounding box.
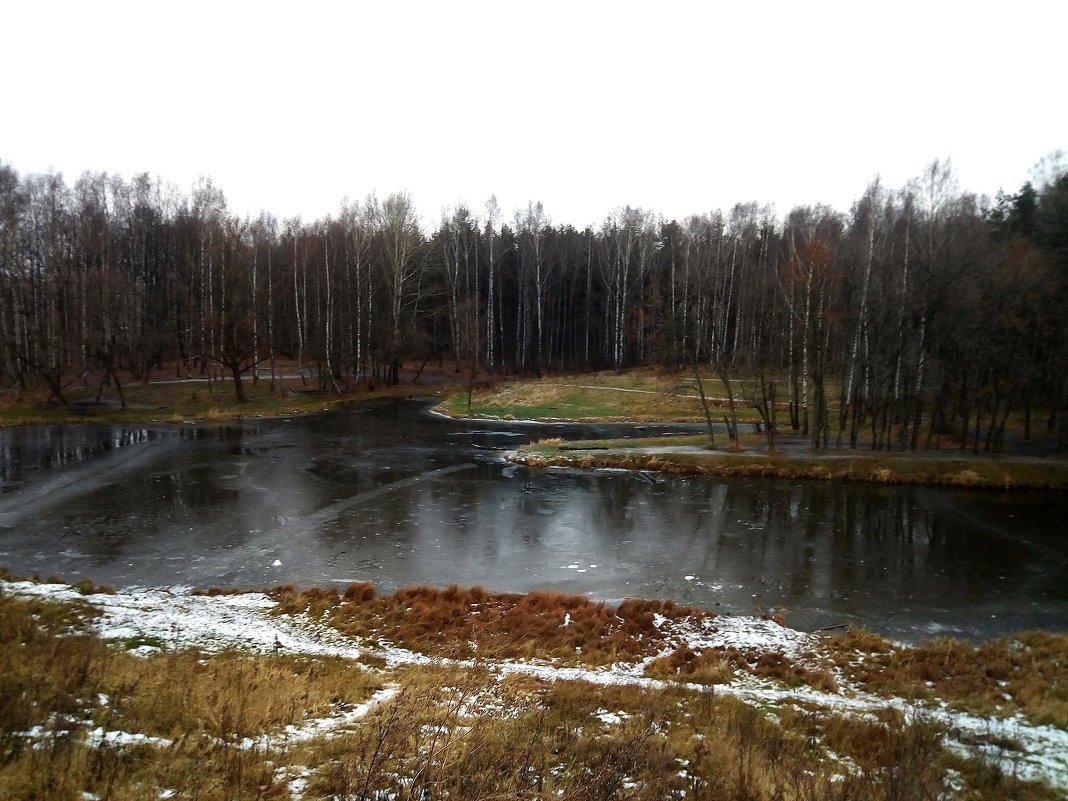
[1,156,1066,451]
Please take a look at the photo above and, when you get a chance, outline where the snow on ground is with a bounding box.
[4,579,1067,791]
[726,678,1068,790]
[236,686,400,751]
[86,728,174,749]
[674,614,817,661]
[4,580,364,658]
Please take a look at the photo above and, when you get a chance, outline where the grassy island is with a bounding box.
[438,372,1068,491]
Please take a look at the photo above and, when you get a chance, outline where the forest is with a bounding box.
[0,157,1066,452]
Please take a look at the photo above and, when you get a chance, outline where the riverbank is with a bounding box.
[2,575,1066,800]
[432,372,1068,490]
[511,438,1068,491]
[0,361,453,428]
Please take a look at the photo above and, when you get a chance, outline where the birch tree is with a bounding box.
[370,192,421,385]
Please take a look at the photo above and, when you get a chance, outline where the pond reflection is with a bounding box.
[0,400,1063,641]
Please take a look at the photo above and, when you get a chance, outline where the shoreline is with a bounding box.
[3,576,1067,796]
[506,445,1068,492]
[7,384,1066,495]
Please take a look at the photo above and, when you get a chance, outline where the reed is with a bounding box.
[272,583,705,664]
[2,583,1062,800]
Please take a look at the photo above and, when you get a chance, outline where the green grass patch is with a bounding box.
[438,373,766,423]
[553,434,714,450]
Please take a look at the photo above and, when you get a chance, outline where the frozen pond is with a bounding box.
[0,399,1064,640]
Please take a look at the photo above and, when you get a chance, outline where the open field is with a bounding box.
[437,371,767,423]
[2,573,1066,800]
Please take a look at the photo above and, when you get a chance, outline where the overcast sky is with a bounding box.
[3,0,1065,229]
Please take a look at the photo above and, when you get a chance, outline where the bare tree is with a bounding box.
[370,192,422,385]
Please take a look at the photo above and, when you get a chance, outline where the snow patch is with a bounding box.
[595,709,630,726]
[5,579,1067,792]
[86,727,173,749]
[237,686,400,750]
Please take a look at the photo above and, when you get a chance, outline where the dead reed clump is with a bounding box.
[306,584,481,656]
[702,646,839,692]
[192,586,246,596]
[71,578,115,595]
[823,627,1068,727]
[343,581,376,603]
[534,436,564,446]
[266,583,298,601]
[644,646,736,685]
[276,584,711,664]
[616,597,700,626]
[270,584,343,618]
[825,625,896,657]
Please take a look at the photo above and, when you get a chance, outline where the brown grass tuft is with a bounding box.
[271,584,710,664]
[343,581,376,603]
[645,645,736,685]
[822,627,1068,727]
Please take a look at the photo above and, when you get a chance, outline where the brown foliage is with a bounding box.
[824,627,1068,727]
[646,644,838,691]
[271,583,708,664]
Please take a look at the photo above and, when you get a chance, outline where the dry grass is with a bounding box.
[822,627,1068,727]
[644,645,737,685]
[646,644,839,692]
[0,589,380,801]
[270,583,707,664]
[307,662,969,801]
[2,585,1063,801]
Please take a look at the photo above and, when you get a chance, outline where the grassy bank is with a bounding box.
[2,575,1066,800]
[514,440,1068,490]
[441,370,1068,489]
[0,380,358,427]
[436,371,765,423]
[0,361,450,427]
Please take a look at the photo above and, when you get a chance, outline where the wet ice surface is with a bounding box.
[0,399,1066,641]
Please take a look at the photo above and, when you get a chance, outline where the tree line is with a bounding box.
[1,156,1066,452]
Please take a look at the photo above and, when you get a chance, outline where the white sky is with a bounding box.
[3,0,1065,230]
